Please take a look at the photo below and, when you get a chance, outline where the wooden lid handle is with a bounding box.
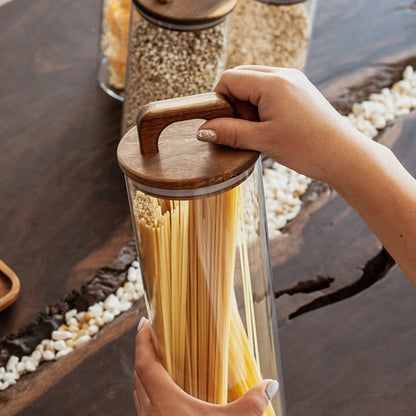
[136,93,234,156]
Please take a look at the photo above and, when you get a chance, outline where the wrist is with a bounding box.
[323,129,390,194]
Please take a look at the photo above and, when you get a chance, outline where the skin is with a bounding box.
[198,66,416,286]
[134,66,416,415]
[134,319,276,416]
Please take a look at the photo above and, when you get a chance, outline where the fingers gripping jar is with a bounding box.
[121,0,236,134]
[118,93,286,415]
[226,0,317,70]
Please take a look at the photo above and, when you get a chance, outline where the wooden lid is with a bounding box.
[117,93,259,199]
[132,0,237,30]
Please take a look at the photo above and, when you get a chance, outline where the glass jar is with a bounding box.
[118,93,286,415]
[226,0,317,70]
[98,0,131,101]
[121,0,236,134]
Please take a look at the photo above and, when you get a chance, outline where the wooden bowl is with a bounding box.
[0,260,20,312]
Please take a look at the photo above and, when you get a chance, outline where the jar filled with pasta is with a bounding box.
[98,0,131,101]
[121,0,236,134]
[226,0,317,70]
[118,93,286,415]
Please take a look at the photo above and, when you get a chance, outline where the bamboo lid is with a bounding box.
[117,93,259,199]
[132,0,238,30]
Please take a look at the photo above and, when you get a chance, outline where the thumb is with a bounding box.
[196,118,267,152]
[224,379,279,416]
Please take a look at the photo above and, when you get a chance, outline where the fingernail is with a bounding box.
[265,380,279,400]
[137,317,147,332]
[196,129,217,142]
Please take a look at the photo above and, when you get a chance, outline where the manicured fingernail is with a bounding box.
[196,129,217,142]
[137,317,147,332]
[265,380,279,400]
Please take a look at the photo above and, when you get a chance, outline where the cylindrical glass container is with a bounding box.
[226,0,317,70]
[121,0,236,134]
[98,0,131,101]
[118,93,286,415]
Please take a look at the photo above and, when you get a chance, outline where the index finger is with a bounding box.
[214,67,286,107]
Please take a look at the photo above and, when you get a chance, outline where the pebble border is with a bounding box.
[1,66,415,391]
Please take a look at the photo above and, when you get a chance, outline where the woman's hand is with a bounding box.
[134,317,279,416]
[197,65,416,284]
[197,65,372,186]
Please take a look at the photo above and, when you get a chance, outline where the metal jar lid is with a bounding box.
[117,93,259,199]
[132,0,238,30]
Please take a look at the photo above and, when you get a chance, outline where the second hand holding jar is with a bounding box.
[118,93,286,415]
[122,0,236,134]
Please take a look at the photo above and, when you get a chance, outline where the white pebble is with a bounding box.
[131,260,140,268]
[41,339,53,349]
[65,309,78,322]
[52,330,72,341]
[16,362,26,375]
[133,291,141,301]
[89,304,104,319]
[42,350,55,361]
[35,344,45,353]
[112,308,121,317]
[403,65,414,80]
[88,325,99,336]
[56,350,70,359]
[121,292,133,303]
[116,287,124,298]
[68,317,78,326]
[124,281,135,293]
[6,355,19,372]
[76,311,86,321]
[0,381,10,391]
[31,350,42,362]
[127,267,139,282]
[370,113,387,129]
[69,324,79,332]
[119,301,132,312]
[75,335,91,348]
[25,359,38,373]
[95,317,105,327]
[53,340,67,351]
[3,371,17,384]
[104,294,121,311]
[102,311,114,323]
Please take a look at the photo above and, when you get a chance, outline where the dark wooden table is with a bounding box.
[0,0,415,415]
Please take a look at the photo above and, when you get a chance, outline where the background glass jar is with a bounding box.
[98,0,131,101]
[121,0,236,134]
[226,0,317,70]
[118,93,286,414]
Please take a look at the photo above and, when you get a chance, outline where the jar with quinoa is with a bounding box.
[226,0,317,71]
[121,0,236,134]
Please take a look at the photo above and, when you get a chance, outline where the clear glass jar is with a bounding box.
[226,0,317,70]
[118,93,286,415]
[121,0,235,134]
[98,0,131,101]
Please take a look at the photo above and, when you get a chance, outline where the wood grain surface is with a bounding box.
[0,0,415,414]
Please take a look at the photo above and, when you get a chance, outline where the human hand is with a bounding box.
[134,317,279,416]
[196,66,370,186]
